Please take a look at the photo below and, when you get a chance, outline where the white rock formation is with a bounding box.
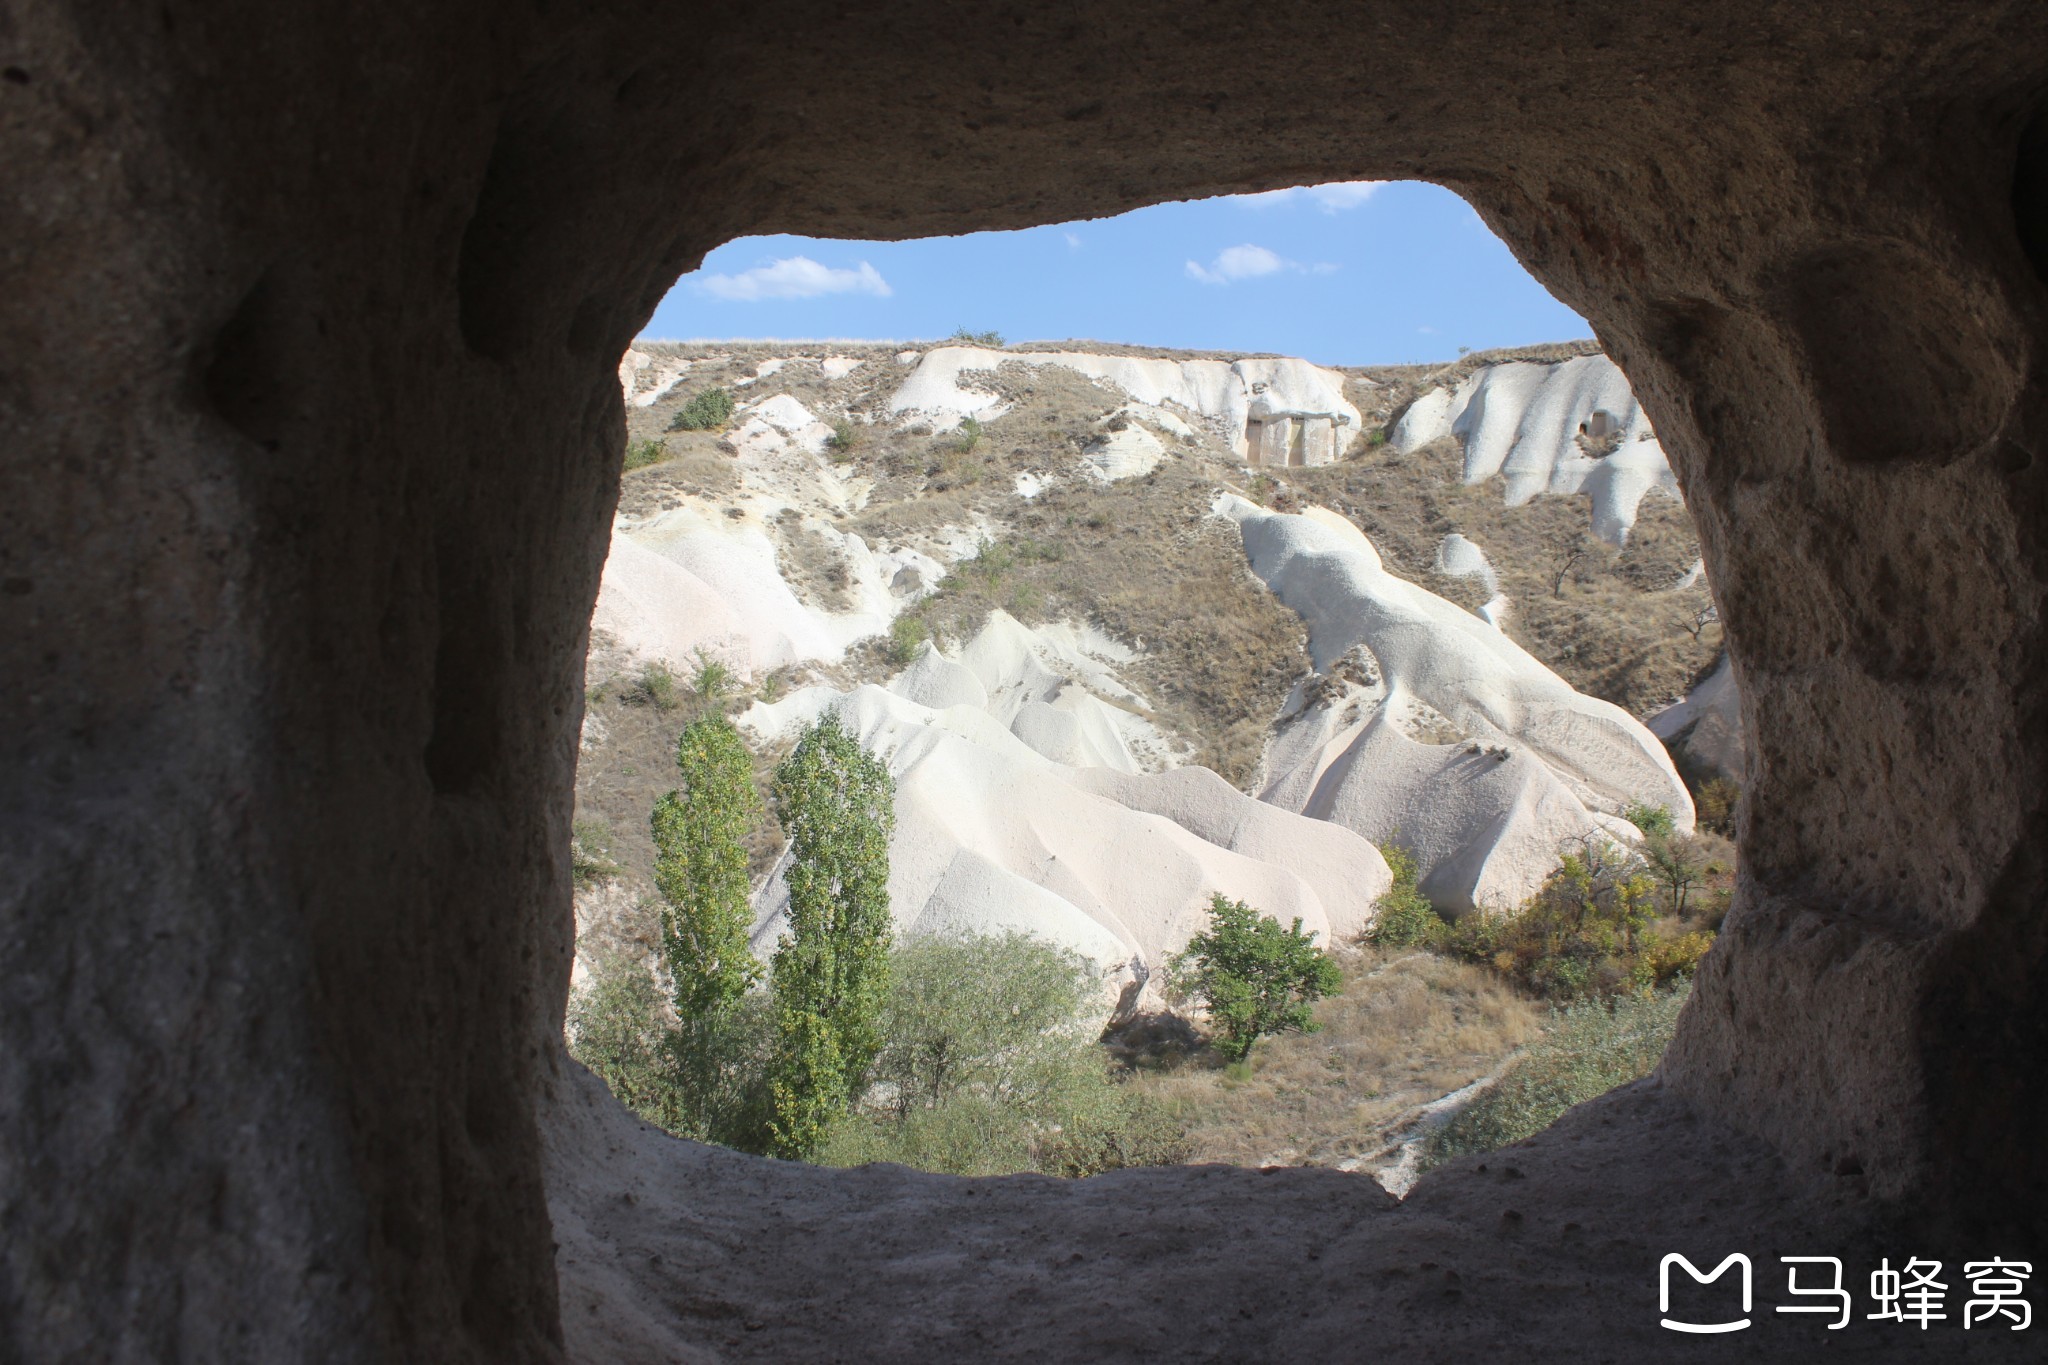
[889,346,1361,463]
[1221,496,1694,913]
[1388,355,1679,544]
[1083,424,1168,481]
[594,507,935,675]
[1434,532,1508,627]
[616,347,693,408]
[742,613,1390,1009]
[1648,653,1745,782]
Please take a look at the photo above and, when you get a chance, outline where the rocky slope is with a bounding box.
[576,339,1735,992]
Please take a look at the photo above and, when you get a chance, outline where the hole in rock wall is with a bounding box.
[565,182,1736,1189]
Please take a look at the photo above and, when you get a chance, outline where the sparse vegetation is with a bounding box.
[1424,982,1691,1167]
[1367,843,1447,948]
[668,386,736,431]
[1170,893,1343,1061]
[621,660,681,711]
[690,648,734,702]
[947,327,1005,348]
[570,817,621,889]
[624,437,667,470]
[826,418,864,459]
[822,932,1190,1177]
[951,415,985,455]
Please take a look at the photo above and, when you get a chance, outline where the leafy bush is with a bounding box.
[567,950,677,1124]
[1622,802,1675,837]
[885,614,929,666]
[1694,776,1740,835]
[1440,838,1715,1000]
[947,327,1005,348]
[1425,983,1690,1166]
[1171,893,1342,1061]
[566,949,775,1148]
[691,648,734,701]
[1368,843,1446,948]
[624,437,666,470]
[1366,428,1388,448]
[826,418,864,460]
[952,416,985,454]
[668,386,736,431]
[820,932,1189,1177]
[619,661,680,711]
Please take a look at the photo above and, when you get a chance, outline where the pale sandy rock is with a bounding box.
[732,356,788,387]
[616,346,693,408]
[1083,423,1167,481]
[1648,653,1745,781]
[1434,532,1508,626]
[740,654,1390,1005]
[593,507,942,676]
[889,346,1360,460]
[1222,495,1693,912]
[820,355,863,379]
[1389,354,1680,543]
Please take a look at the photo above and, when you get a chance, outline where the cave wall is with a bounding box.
[4,1,2044,1358]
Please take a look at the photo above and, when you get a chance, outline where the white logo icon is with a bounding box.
[1777,1256,1851,1329]
[1660,1253,1753,1334]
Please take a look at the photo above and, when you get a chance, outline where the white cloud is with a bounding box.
[1185,244,1337,285]
[1064,231,1082,250]
[1228,180,1384,214]
[1186,243,1289,285]
[697,256,892,302]
[1308,181,1383,211]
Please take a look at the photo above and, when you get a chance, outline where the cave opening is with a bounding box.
[563,183,1736,1195]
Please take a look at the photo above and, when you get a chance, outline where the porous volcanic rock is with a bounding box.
[6,1,2047,1359]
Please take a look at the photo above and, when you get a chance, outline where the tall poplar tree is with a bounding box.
[650,713,763,1137]
[764,711,895,1158]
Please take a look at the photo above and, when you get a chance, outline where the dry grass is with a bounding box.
[1131,948,1541,1169]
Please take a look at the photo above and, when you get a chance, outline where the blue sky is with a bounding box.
[642,181,1590,367]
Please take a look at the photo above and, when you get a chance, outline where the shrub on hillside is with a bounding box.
[1424,983,1690,1167]
[1441,838,1713,999]
[618,661,681,711]
[570,817,621,889]
[1367,844,1446,948]
[820,932,1189,1177]
[624,437,667,470]
[1170,893,1342,1061]
[668,386,736,431]
[885,614,929,666]
[947,327,1005,348]
[1694,775,1740,835]
[1622,801,1675,838]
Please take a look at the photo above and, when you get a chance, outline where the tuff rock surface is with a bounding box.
[6,1,2047,1359]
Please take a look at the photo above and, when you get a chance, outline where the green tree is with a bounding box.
[764,711,897,1158]
[1642,831,1707,919]
[650,714,765,1140]
[1172,894,1342,1062]
[652,714,763,1019]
